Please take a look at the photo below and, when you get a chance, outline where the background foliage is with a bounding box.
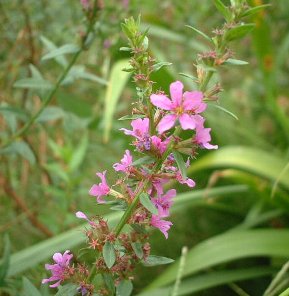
[0,0,289,295]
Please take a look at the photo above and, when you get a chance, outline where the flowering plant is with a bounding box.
[41,1,263,294]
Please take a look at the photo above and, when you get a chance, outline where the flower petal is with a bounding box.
[179,113,196,130]
[170,81,183,106]
[150,94,173,110]
[183,91,204,111]
[157,114,177,133]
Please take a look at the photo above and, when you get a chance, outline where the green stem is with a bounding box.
[114,127,181,236]
[1,3,98,149]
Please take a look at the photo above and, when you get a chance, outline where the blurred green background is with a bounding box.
[1,0,289,295]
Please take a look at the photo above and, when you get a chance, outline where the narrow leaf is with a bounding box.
[22,277,42,296]
[132,156,155,166]
[42,44,79,61]
[214,0,231,21]
[207,103,239,120]
[152,62,172,72]
[36,106,65,123]
[116,280,133,296]
[225,24,255,41]
[69,133,89,172]
[179,73,198,82]
[143,255,174,267]
[241,4,271,18]
[0,234,10,285]
[140,193,158,215]
[186,25,212,42]
[172,151,187,180]
[103,242,116,269]
[222,58,249,66]
[14,78,53,90]
[118,114,146,121]
[103,59,131,142]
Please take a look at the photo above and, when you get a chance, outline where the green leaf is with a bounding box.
[179,73,198,82]
[147,229,289,289]
[36,106,65,123]
[225,24,255,41]
[29,64,43,79]
[189,146,289,190]
[152,62,172,72]
[222,58,249,66]
[185,25,212,42]
[1,141,36,165]
[138,267,275,296]
[103,273,115,293]
[207,103,239,120]
[69,133,88,172]
[140,193,158,215]
[13,78,53,90]
[55,284,78,296]
[241,4,271,18]
[0,234,10,286]
[116,280,133,296]
[103,242,116,269]
[132,156,155,166]
[119,47,131,52]
[103,59,131,142]
[131,242,144,259]
[118,114,146,121]
[40,36,67,67]
[214,0,231,21]
[22,277,42,296]
[143,255,174,267]
[172,151,187,179]
[42,44,79,61]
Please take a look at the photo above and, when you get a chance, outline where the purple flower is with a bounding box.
[151,215,173,239]
[113,150,133,173]
[150,81,206,133]
[152,189,176,217]
[42,250,73,288]
[176,171,196,187]
[89,171,110,204]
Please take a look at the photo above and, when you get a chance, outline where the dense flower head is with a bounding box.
[89,171,110,204]
[42,250,73,288]
[150,81,206,133]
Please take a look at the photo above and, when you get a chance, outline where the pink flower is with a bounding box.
[42,250,73,288]
[151,135,170,155]
[152,189,176,217]
[120,118,151,151]
[150,81,206,133]
[151,215,173,239]
[113,150,133,173]
[176,171,196,187]
[89,171,110,204]
[194,117,218,149]
[76,211,96,227]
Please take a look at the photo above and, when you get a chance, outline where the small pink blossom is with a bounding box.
[120,118,151,150]
[152,189,176,217]
[76,211,96,227]
[150,81,206,133]
[176,171,196,187]
[80,0,90,10]
[113,150,133,173]
[194,117,218,149]
[151,215,173,239]
[89,171,110,204]
[42,250,73,288]
[151,135,170,155]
